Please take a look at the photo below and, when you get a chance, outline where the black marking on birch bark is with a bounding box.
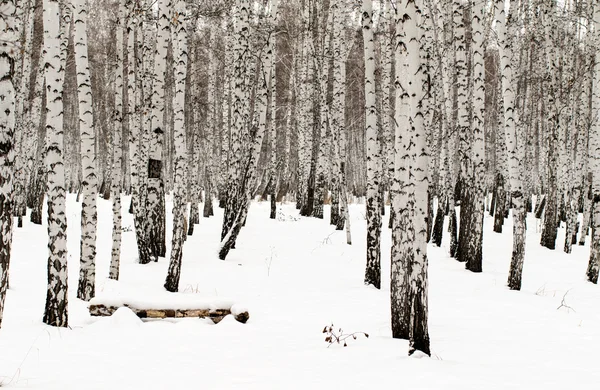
[148,159,162,179]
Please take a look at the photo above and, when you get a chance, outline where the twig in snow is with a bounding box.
[323,323,369,347]
[556,289,576,313]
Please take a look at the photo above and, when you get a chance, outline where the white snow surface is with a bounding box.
[1,195,600,389]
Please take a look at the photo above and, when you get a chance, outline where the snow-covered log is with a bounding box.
[89,304,249,324]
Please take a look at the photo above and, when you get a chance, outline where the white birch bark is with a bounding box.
[221,0,250,242]
[0,0,17,328]
[362,0,382,289]
[465,0,485,273]
[164,0,188,292]
[43,0,69,327]
[380,1,394,197]
[204,24,217,218]
[110,0,125,281]
[586,1,600,284]
[73,0,98,301]
[495,0,525,290]
[127,0,150,264]
[408,0,430,355]
[13,0,35,222]
[147,0,172,259]
[313,3,332,219]
[267,0,279,220]
[219,17,233,205]
[391,0,411,340]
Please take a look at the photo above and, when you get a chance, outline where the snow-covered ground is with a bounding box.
[1,195,599,389]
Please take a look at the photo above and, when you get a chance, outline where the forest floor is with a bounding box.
[1,195,599,389]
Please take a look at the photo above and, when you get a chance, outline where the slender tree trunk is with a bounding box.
[463,0,485,273]
[0,0,17,328]
[390,0,411,340]
[147,0,172,260]
[408,0,430,356]
[127,0,151,264]
[586,3,600,283]
[498,1,527,290]
[164,0,188,292]
[110,0,125,280]
[74,0,98,301]
[362,0,382,289]
[13,0,36,224]
[43,0,69,327]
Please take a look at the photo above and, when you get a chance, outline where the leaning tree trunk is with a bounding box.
[0,0,17,329]
[221,0,250,244]
[110,0,125,281]
[43,0,69,327]
[362,0,382,289]
[74,0,98,301]
[219,2,275,261]
[164,0,188,292]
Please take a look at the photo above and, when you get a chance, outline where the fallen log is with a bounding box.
[89,303,249,324]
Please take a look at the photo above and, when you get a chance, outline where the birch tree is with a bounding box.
[110,0,125,281]
[391,0,411,340]
[12,0,35,227]
[74,0,98,301]
[586,1,600,284]
[496,0,527,290]
[164,0,188,292]
[464,0,485,273]
[148,0,172,260]
[43,0,69,327]
[127,0,151,265]
[408,0,431,355]
[0,0,17,328]
[390,0,431,356]
[362,0,382,290]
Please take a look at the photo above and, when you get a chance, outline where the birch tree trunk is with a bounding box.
[13,0,35,226]
[147,0,172,260]
[267,0,279,220]
[219,4,275,260]
[496,1,526,290]
[465,0,485,273]
[313,3,331,219]
[0,0,17,328]
[127,0,150,264]
[362,0,382,289]
[221,0,250,244]
[110,0,125,281]
[408,0,431,354]
[204,25,217,219]
[43,0,69,327]
[164,0,188,292]
[540,2,559,250]
[586,2,600,284]
[391,0,411,340]
[74,0,98,301]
